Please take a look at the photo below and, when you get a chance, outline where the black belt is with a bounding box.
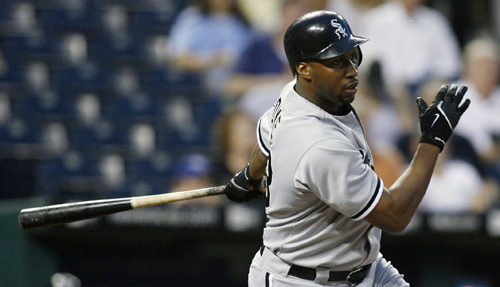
[259,246,370,284]
[288,263,371,284]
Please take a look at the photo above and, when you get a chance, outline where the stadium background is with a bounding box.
[0,0,499,286]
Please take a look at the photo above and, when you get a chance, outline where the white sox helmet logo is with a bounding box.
[331,19,347,39]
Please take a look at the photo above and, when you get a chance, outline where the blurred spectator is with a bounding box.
[237,0,282,33]
[237,0,325,33]
[129,123,156,158]
[75,93,101,126]
[99,153,127,195]
[495,0,500,39]
[418,141,497,213]
[224,0,310,100]
[25,62,51,93]
[51,272,81,287]
[211,108,257,185]
[354,61,403,152]
[41,122,69,156]
[413,78,500,213]
[353,62,406,187]
[170,153,221,207]
[363,0,462,88]
[362,0,462,135]
[454,37,500,182]
[102,4,129,35]
[325,0,384,34]
[0,93,12,125]
[237,81,286,121]
[0,2,37,37]
[166,0,253,97]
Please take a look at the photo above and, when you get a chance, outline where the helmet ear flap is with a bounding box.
[355,46,363,66]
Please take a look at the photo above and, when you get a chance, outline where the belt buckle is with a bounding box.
[346,266,363,285]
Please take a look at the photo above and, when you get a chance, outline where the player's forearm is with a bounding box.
[366,143,440,233]
[248,144,268,179]
[387,143,440,227]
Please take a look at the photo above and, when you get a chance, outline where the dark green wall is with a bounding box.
[0,198,58,287]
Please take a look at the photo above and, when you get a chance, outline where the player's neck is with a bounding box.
[294,83,350,116]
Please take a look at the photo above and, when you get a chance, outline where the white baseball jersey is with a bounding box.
[257,80,384,271]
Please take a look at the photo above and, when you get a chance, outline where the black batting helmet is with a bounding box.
[284,10,368,75]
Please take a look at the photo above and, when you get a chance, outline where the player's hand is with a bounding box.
[224,164,264,202]
[416,84,470,151]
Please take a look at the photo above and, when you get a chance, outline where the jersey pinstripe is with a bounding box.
[257,80,384,270]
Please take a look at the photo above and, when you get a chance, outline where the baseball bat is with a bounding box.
[18,185,226,230]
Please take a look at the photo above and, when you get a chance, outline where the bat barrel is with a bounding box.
[18,198,133,230]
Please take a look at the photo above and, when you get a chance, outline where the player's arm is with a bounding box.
[364,84,470,233]
[224,144,268,202]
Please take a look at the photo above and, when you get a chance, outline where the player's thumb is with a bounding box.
[416,97,428,115]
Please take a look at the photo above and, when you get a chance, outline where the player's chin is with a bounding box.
[341,88,357,102]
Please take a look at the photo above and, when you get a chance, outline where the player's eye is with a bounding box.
[331,59,342,67]
[350,52,359,64]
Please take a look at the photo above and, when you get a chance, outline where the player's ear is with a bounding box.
[296,62,312,81]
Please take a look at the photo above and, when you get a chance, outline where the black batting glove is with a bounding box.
[416,84,471,151]
[224,164,263,202]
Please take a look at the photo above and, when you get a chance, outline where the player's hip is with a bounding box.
[248,246,409,286]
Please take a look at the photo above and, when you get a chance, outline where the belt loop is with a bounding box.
[314,267,329,285]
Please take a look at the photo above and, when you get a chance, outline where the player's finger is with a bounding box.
[434,85,448,102]
[453,85,468,108]
[457,98,471,115]
[416,97,428,115]
[444,84,458,104]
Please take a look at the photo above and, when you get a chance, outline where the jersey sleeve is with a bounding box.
[257,108,273,157]
[293,138,384,221]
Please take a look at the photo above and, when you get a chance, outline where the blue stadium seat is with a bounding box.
[36,3,106,39]
[6,32,82,67]
[0,2,38,38]
[101,91,160,122]
[155,96,222,150]
[0,62,27,95]
[1,117,42,145]
[36,150,104,200]
[53,61,115,95]
[67,118,131,156]
[139,66,203,98]
[12,89,75,120]
[88,34,162,70]
[126,150,174,195]
[128,10,176,36]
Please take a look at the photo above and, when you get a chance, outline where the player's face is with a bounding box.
[301,49,360,113]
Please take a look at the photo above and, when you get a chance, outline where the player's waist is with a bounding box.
[258,245,371,284]
[262,229,379,269]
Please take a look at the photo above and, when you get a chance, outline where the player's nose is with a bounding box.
[345,60,359,78]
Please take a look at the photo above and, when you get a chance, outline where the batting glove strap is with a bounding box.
[224,164,263,202]
[416,84,470,152]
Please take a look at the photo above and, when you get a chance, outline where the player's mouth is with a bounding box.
[344,81,359,94]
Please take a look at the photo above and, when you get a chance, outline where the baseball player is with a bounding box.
[224,11,470,286]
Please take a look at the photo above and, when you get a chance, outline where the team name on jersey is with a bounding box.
[270,98,282,140]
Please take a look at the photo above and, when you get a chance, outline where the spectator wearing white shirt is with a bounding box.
[325,0,383,35]
[361,0,462,134]
[418,143,494,213]
[362,0,462,87]
[454,37,500,183]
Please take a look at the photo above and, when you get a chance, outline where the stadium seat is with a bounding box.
[126,150,174,195]
[53,61,115,95]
